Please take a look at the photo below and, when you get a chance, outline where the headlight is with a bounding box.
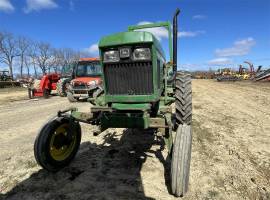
[87,80,96,86]
[119,47,130,58]
[103,50,119,63]
[133,48,151,61]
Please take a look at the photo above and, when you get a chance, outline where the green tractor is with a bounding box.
[34,8,192,197]
[0,70,12,81]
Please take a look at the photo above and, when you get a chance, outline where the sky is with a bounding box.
[0,0,270,71]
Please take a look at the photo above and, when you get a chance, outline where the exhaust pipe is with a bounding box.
[167,8,180,84]
[173,8,180,74]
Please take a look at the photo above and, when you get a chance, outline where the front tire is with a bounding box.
[171,124,192,197]
[67,91,78,102]
[34,117,81,172]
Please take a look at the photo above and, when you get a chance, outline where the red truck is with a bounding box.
[67,58,102,102]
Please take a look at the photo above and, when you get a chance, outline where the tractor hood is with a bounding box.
[72,77,101,84]
[99,31,165,57]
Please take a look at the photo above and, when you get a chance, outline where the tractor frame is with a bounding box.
[34,8,192,197]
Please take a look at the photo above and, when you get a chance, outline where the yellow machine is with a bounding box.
[217,64,253,82]
[236,65,251,80]
[216,68,239,81]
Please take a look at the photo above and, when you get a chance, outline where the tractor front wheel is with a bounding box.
[171,124,192,197]
[34,117,81,172]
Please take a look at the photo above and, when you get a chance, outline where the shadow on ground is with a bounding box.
[1,129,171,200]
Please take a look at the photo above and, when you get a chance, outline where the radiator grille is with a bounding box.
[104,62,153,95]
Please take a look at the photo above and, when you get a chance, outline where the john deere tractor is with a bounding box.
[34,8,192,197]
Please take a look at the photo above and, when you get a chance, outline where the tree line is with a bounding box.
[0,31,87,79]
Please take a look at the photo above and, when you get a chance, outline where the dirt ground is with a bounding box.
[0,87,29,104]
[0,80,269,200]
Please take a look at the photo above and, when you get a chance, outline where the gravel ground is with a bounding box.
[0,80,269,200]
[0,87,28,104]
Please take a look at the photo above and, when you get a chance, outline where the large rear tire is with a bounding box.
[57,79,70,97]
[171,124,192,197]
[34,117,81,172]
[175,72,192,128]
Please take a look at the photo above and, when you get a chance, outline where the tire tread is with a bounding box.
[171,124,192,197]
[175,72,192,126]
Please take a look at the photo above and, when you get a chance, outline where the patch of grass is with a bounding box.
[193,119,217,159]
[25,160,38,169]
[208,190,219,198]
[247,154,270,182]
[194,104,202,110]
[17,159,38,169]
[213,176,226,189]
[193,119,216,144]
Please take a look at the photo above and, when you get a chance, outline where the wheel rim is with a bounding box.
[49,123,77,161]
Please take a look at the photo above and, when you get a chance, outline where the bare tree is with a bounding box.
[24,55,32,78]
[79,50,91,59]
[52,48,80,74]
[0,32,19,79]
[17,36,30,78]
[35,42,52,75]
[27,41,38,78]
[0,31,81,78]
[62,48,79,65]
[49,48,63,73]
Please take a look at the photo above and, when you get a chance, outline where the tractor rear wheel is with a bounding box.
[171,124,192,197]
[57,79,70,97]
[175,72,192,128]
[67,91,78,102]
[34,117,81,172]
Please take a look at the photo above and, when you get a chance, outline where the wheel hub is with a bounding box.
[49,124,77,161]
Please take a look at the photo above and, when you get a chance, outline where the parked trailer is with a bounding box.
[255,68,270,81]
